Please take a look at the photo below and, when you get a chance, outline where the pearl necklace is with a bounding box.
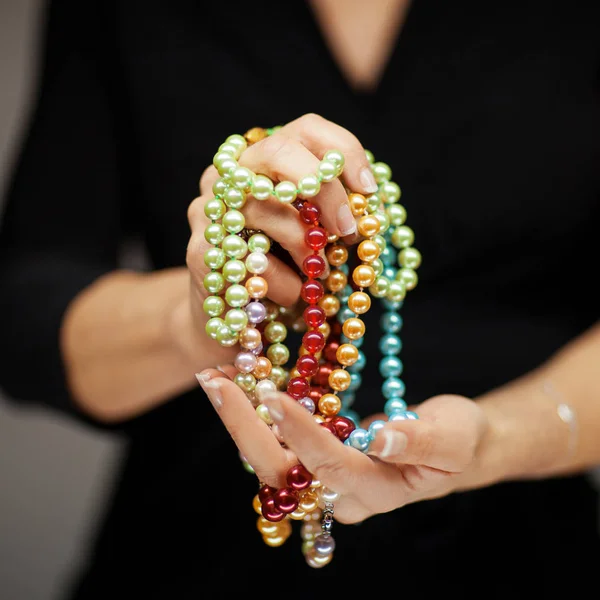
[201,127,422,567]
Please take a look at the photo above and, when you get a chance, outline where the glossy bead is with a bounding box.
[323,149,345,172]
[222,234,248,259]
[268,366,287,389]
[345,428,371,452]
[253,356,272,379]
[375,210,390,233]
[261,497,285,522]
[326,244,348,267]
[327,232,339,243]
[244,127,268,145]
[225,308,248,332]
[246,235,270,256]
[382,377,406,399]
[348,192,367,216]
[262,533,288,547]
[225,133,247,155]
[239,326,262,350]
[380,180,401,204]
[313,363,333,387]
[348,291,371,315]
[357,239,380,262]
[367,419,386,440]
[203,295,225,317]
[302,330,326,354]
[266,343,290,366]
[203,197,226,221]
[366,193,382,214]
[347,350,366,373]
[203,271,225,294]
[305,226,328,250]
[246,276,268,299]
[396,267,418,290]
[299,489,320,512]
[329,369,351,392]
[222,259,246,283]
[326,270,347,293]
[347,372,362,392]
[336,344,358,367]
[319,294,340,317]
[387,203,407,226]
[234,351,258,374]
[380,245,395,266]
[213,151,237,175]
[303,255,326,278]
[204,223,225,245]
[287,377,310,400]
[225,284,249,308]
[257,514,279,535]
[372,161,392,182]
[298,174,321,198]
[317,159,338,182]
[323,340,339,363]
[274,180,297,204]
[387,280,407,303]
[404,410,419,420]
[380,312,403,333]
[318,393,341,417]
[301,280,325,304]
[222,209,245,234]
[264,321,287,343]
[339,392,355,409]
[380,356,403,378]
[299,202,320,224]
[357,215,380,237]
[299,396,316,414]
[216,325,238,347]
[205,317,224,340]
[212,178,228,197]
[203,247,226,270]
[379,333,402,355]
[223,186,246,210]
[303,305,326,328]
[234,372,256,393]
[273,487,299,514]
[369,276,390,298]
[372,258,384,277]
[384,398,408,415]
[258,484,276,502]
[250,174,274,201]
[314,533,336,556]
[342,318,365,341]
[329,415,355,441]
[388,411,410,422]
[255,378,277,400]
[340,408,360,426]
[391,225,414,249]
[287,464,312,491]
[306,549,333,568]
[231,166,253,190]
[352,264,376,288]
[336,306,355,324]
[245,251,269,274]
[296,354,319,377]
[245,301,267,324]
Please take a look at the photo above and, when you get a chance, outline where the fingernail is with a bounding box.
[261,392,284,423]
[200,379,222,409]
[216,365,227,374]
[378,430,408,458]
[195,372,211,384]
[359,167,378,193]
[336,204,357,236]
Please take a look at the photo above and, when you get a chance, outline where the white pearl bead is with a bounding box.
[319,487,340,502]
[245,251,269,274]
[255,378,277,400]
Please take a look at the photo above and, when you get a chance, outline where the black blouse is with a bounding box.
[1,1,599,596]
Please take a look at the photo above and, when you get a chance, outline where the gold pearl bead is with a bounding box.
[329,368,351,392]
[289,367,301,379]
[289,508,307,520]
[253,496,262,515]
[348,192,368,216]
[357,214,381,237]
[357,239,380,262]
[352,264,376,288]
[239,326,261,350]
[326,244,348,267]
[245,276,268,299]
[347,291,371,315]
[342,317,365,340]
[299,490,319,512]
[317,321,331,339]
[327,232,339,243]
[257,516,279,536]
[244,127,268,145]
[262,534,287,547]
[319,294,340,317]
[318,393,341,417]
[252,356,272,379]
[306,550,333,567]
[336,343,359,366]
[313,414,325,424]
[326,270,347,293]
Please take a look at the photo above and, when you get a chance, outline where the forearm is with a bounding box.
[61,268,233,422]
[459,321,600,490]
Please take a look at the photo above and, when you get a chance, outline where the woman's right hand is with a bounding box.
[179,113,379,365]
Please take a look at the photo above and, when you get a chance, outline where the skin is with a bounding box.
[60,1,600,525]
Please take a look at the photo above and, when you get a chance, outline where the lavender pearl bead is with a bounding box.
[234,351,257,374]
[299,397,316,414]
[314,533,336,556]
[246,301,267,324]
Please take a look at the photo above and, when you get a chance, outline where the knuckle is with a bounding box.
[199,165,218,195]
[257,133,291,164]
[187,196,204,226]
[412,425,436,464]
[312,457,348,488]
[300,112,326,129]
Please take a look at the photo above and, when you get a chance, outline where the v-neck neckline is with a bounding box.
[300,0,418,100]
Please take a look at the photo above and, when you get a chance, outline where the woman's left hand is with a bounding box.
[197,367,488,524]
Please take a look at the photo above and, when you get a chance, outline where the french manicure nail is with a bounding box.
[378,430,408,458]
[261,392,284,423]
[359,167,378,193]
[195,372,211,384]
[337,204,357,236]
[201,380,223,409]
[216,365,227,374]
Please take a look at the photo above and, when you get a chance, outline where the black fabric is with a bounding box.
[1,0,599,597]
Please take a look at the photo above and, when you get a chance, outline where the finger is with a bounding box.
[260,391,372,495]
[186,196,302,307]
[195,369,293,487]
[239,133,356,237]
[282,113,378,196]
[199,165,220,196]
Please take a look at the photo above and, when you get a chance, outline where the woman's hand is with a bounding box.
[197,367,488,524]
[177,114,378,366]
